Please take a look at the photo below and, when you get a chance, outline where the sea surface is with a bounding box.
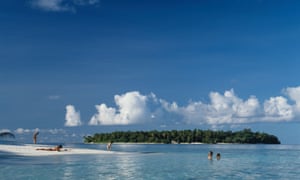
[1,142,300,180]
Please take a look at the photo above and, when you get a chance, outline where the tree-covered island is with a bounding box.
[84,128,280,144]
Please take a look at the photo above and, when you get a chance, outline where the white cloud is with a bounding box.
[263,96,294,121]
[88,90,262,126]
[15,128,32,134]
[85,86,300,127]
[48,128,66,134]
[235,96,260,117]
[30,0,72,12]
[14,128,65,135]
[89,91,150,125]
[29,0,99,12]
[162,89,261,125]
[0,129,11,133]
[285,86,300,113]
[65,105,82,127]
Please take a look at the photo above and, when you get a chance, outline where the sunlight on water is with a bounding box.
[1,144,300,179]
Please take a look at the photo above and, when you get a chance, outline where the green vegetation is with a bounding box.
[84,128,280,144]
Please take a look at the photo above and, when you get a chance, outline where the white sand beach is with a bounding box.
[0,144,125,156]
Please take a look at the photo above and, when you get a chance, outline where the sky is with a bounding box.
[1,0,300,144]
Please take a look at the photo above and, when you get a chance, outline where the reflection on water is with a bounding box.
[1,144,300,179]
[62,156,75,180]
[114,155,141,179]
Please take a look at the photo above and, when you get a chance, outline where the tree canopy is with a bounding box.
[84,128,280,144]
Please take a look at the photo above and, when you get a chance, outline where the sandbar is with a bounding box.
[0,144,126,156]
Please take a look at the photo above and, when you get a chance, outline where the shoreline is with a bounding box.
[0,144,128,156]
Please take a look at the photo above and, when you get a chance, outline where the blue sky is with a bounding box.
[1,0,300,144]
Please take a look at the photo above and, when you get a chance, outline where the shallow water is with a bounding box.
[1,143,300,179]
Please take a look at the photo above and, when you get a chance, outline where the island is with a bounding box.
[84,128,280,144]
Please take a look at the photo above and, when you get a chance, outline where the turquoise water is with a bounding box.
[1,143,300,179]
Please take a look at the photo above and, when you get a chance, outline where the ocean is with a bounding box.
[1,143,300,179]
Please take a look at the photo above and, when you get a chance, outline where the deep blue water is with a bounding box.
[1,143,300,179]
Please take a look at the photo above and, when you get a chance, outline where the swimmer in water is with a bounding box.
[216,153,221,160]
[107,141,113,151]
[208,150,213,160]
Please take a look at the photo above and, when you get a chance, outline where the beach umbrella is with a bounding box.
[0,132,15,139]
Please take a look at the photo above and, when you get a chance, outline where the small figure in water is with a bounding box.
[33,131,39,144]
[216,153,221,160]
[208,150,213,160]
[107,141,113,151]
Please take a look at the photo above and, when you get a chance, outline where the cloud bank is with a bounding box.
[29,0,99,12]
[65,105,82,127]
[65,86,300,127]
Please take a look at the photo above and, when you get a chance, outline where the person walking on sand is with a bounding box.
[33,131,39,144]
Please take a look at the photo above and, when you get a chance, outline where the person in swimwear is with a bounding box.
[36,145,63,152]
[107,141,113,151]
[33,131,39,144]
[208,150,213,160]
[216,153,221,160]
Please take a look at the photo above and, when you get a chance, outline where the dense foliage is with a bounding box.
[84,129,280,144]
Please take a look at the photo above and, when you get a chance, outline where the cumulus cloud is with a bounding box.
[263,96,294,121]
[161,89,261,125]
[29,0,99,12]
[285,86,300,113]
[89,91,151,125]
[65,105,82,127]
[87,86,300,127]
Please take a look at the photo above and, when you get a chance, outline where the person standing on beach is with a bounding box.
[33,131,39,144]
